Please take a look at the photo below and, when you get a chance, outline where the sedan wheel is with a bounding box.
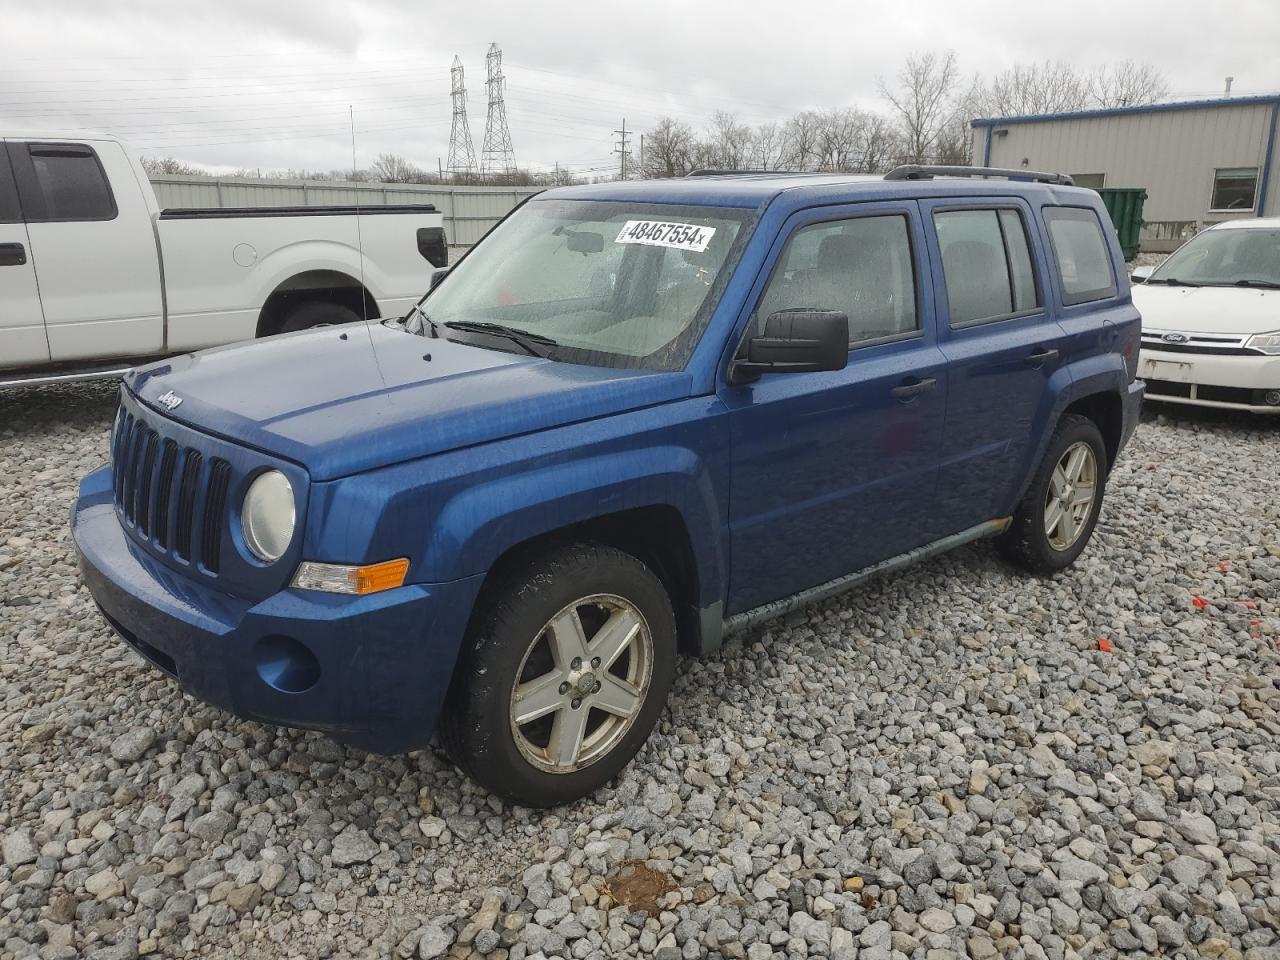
[509,594,653,774]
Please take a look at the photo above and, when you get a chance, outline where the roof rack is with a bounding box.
[686,168,812,177]
[884,164,1074,186]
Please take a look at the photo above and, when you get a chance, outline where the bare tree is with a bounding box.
[641,116,696,178]
[782,110,824,171]
[704,111,753,169]
[370,153,426,183]
[750,121,789,170]
[974,61,1091,117]
[1089,60,1170,108]
[855,112,900,173]
[880,50,962,164]
[140,156,205,176]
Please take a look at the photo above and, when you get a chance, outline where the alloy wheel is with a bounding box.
[1044,440,1098,551]
[508,594,653,774]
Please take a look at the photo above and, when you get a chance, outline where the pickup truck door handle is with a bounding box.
[0,243,26,267]
[1024,347,1060,367]
[889,377,937,400]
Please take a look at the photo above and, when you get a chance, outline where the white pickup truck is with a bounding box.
[0,132,447,385]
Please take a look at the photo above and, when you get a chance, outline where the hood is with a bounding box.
[128,323,692,481]
[1132,283,1280,335]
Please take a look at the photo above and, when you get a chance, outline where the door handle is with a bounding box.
[1025,347,1059,367]
[0,243,26,267]
[889,377,937,400]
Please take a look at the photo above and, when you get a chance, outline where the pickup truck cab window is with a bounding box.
[1043,205,1117,305]
[424,199,751,370]
[11,143,117,222]
[754,213,918,346]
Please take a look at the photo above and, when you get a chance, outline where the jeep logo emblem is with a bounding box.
[157,390,183,410]
[1161,332,1189,344]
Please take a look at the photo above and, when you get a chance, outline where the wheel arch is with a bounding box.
[470,504,710,658]
[255,269,380,337]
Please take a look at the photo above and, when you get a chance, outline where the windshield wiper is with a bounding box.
[1232,278,1280,289]
[1148,277,1200,286]
[441,320,558,357]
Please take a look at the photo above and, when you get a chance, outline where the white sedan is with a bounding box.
[1132,219,1280,414]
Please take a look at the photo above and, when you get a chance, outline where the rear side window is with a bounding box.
[1043,206,1116,305]
[933,208,1040,325]
[20,144,117,222]
[756,213,918,346]
[0,151,20,223]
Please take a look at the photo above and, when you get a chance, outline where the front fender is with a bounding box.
[303,399,731,615]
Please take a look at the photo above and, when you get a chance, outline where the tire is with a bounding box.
[997,414,1108,575]
[440,544,676,807]
[276,300,361,334]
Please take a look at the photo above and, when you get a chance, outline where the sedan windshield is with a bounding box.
[1149,228,1280,287]
[421,199,752,370]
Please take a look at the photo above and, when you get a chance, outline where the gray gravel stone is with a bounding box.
[3,384,1279,959]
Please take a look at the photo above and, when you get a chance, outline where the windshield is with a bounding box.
[422,199,752,370]
[1150,228,1280,286]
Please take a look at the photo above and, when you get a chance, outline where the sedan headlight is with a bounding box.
[241,470,295,562]
[1246,331,1280,355]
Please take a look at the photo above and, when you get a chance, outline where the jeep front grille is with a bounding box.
[112,410,229,572]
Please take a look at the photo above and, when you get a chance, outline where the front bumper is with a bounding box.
[1139,348,1280,413]
[72,465,485,754]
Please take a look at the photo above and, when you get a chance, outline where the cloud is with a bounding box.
[2,0,1277,174]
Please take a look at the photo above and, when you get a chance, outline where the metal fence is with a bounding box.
[149,175,542,253]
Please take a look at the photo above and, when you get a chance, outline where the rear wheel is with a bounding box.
[277,300,361,334]
[440,544,676,807]
[998,414,1107,575]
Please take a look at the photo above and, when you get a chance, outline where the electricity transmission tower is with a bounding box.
[447,55,478,180]
[481,43,516,178]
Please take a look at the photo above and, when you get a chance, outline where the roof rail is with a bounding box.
[686,168,812,177]
[884,164,1074,186]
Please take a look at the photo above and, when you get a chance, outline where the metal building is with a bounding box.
[971,94,1280,251]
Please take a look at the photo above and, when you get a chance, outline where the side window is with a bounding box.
[1210,167,1258,212]
[0,151,21,223]
[934,208,1040,325]
[756,214,918,346]
[1042,206,1117,305]
[21,144,116,222]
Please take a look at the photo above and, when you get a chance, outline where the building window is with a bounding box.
[1210,167,1259,213]
[1071,174,1106,190]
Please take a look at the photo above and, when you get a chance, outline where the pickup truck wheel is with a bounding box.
[440,544,676,807]
[277,300,361,334]
[998,414,1108,575]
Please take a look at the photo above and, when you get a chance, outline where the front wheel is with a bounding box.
[998,414,1108,575]
[440,544,676,807]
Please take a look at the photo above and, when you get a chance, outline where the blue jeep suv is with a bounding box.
[73,165,1144,806]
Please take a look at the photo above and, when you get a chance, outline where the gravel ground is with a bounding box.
[1,383,1279,960]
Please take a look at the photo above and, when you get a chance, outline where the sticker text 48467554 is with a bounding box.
[615,220,717,253]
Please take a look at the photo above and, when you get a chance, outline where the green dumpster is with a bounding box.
[1097,187,1148,261]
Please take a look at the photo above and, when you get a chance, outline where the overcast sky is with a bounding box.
[3,0,1277,177]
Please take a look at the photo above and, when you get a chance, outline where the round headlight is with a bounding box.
[241,470,295,563]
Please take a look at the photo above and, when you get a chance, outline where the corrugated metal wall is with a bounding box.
[971,100,1280,251]
[150,176,543,253]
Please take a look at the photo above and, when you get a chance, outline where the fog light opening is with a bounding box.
[254,635,321,694]
[1262,390,1280,407]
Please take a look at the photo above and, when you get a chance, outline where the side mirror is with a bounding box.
[428,266,450,291]
[1130,265,1154,283]
[417,227,448,268]
[732,309,849,382]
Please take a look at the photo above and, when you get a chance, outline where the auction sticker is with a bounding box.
[615,220,716,253]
